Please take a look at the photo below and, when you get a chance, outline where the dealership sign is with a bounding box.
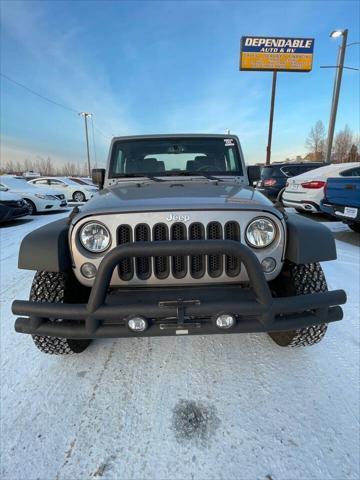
[240,36,314,72]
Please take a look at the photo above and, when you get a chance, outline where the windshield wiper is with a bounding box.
[114,172,231,182]
[114,173,166,182]
[190,172,226,182]
[162,171,226,181]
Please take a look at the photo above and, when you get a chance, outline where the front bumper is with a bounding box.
[12,240,346,339]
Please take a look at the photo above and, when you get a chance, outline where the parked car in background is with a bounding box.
[0,176,67,215]
[69,177,97,187]
[23,171,41,179]
[256,162,325,200]
[321,169,360,232]
[28,176,98,202]
[0,185,29,223]
[282,162,360,213]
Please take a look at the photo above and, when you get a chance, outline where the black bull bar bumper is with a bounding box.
[13,240,346,339]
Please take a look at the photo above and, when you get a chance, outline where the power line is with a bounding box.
[93,123,113,140]
[0,72,79,114]
[1,72,115,146]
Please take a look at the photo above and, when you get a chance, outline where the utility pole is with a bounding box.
[79,112,92,176]
[266,71,277,166]
[326,29,348,163]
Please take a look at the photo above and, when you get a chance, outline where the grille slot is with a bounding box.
[171,223,187,278]
[189,222,205,278]
[224,221,241,277]
[135,224,151,280]
[153,223,169,279]
[116,218,242,282]
[117,225,133,281]
[207,222,223,278]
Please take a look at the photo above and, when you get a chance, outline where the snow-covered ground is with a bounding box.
[1,211,359,480]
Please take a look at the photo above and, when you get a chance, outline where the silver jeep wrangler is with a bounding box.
[13,134,346,354]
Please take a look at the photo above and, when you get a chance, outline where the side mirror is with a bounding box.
[247,165,261,186]
[92,168,105,189]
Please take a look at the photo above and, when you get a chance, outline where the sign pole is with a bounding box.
[266,71,277,166]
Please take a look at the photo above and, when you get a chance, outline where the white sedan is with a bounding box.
[0,176,68,215]
[28,176,98,202]
[282,162,360,213]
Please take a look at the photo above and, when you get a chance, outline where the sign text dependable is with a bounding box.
[240,36,314,72]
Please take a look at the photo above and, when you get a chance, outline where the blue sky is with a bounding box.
[1,0,359,168]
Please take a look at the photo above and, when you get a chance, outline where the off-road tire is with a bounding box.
[349,223,360,233]
[30,271,91,355]
[73,191,86,202]
[268,262,328,347]
[24,199,37,215]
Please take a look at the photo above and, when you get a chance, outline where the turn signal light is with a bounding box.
[301,181,326,189]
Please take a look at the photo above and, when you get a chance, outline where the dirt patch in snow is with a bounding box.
[171,399,220,445]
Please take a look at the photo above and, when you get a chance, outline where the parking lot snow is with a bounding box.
[1,212,359,480]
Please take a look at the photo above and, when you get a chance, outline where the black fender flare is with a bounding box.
[18,218,71,272]
[285,213,336,264]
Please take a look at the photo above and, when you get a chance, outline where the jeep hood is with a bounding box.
[75,180,281,220]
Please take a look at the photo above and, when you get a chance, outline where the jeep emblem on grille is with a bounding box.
[166,213,190,222]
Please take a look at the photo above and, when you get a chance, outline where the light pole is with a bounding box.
[325,29,348,163]
[79,112,92,176]
[266,71,277,166]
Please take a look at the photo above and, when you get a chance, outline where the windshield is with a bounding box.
[109,137,243,178]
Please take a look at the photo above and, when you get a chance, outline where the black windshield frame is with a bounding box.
[108,137,244,178]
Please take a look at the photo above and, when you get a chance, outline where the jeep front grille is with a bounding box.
[72,210,285,287]
[117,220,241,281]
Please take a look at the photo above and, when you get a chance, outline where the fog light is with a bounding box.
[80,262,97,278]
[216,314,235,329]
[128,316,148,332]
[261,257,276,273]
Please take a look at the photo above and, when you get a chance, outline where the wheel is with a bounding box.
[73,191,86,202]
[30,271,92,355]
[268,262,328,347]
[24,199,36,215]
[348,223,360,233]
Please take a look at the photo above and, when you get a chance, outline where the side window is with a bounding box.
[298,166,310,174]
[34,179,49,185]
[50,180,65,186]
[341,167,360,177]
[281,166,299,177]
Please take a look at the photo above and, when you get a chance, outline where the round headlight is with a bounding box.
[79,222,111,252]
[246,217,276,248]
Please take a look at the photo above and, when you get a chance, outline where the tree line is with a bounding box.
[305,121,359,163]
[0,156,90,177]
